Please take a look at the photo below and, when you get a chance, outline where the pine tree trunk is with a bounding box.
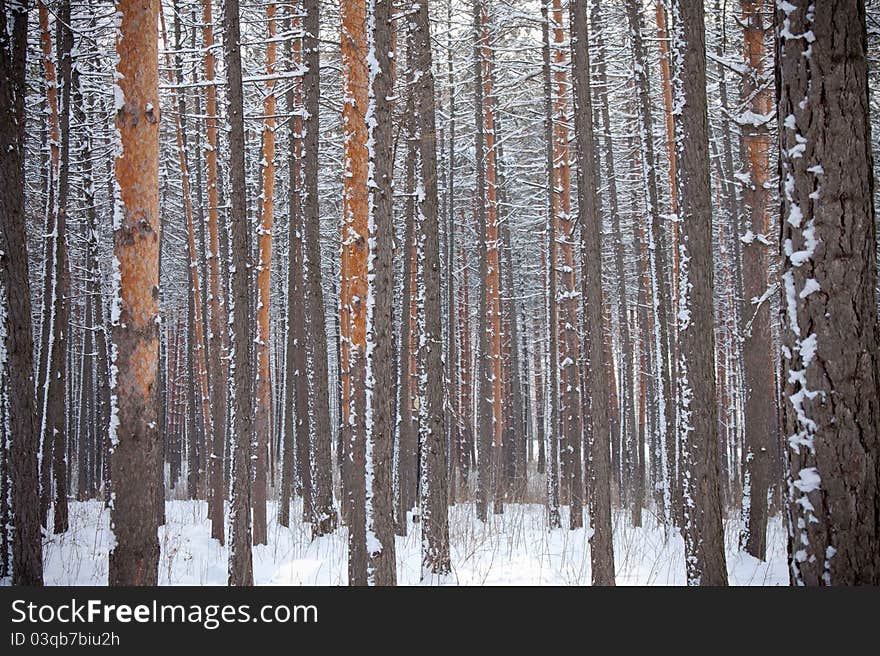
[252,0,278,548]
[36,3,60,521]
[281,10,311,528]
[624,0,674,528]
[570,0,615,585]
[472,0,492,523]
[340,0,369,586]
[0,0,43,585]
[108,0,161,586]
[550,0,583,531]
[670,0,728,586]
[202,0,226,546]
[478,7,505,516]
[364,0,397,585]
[540,0,560,529]
[777,0,880,585]
[590,2,633,507]
[303,0,338,538]
[411,0,451,579]
[395,92,417,533]
[224,0,255,586]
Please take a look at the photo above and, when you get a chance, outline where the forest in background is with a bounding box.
[1,0,879,587]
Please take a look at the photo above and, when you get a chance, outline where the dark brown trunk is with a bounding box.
[777,0,880,585]
[108,0,161,586]
[570,0,615,585]
[303,0,338,538]
[224,0,255,586]
[412,0,451,578]
[0,0,43,585]
[670,0,728,586]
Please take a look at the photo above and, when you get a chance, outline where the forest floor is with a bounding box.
[42,499,788,585]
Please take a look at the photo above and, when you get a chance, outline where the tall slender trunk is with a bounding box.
[252,0,278,548]
[281,9,311,527]
[340,0,369,586]
[303,0,338,538]
[35,3,60,512]
[670,0,728,586]
[625,0,673,528]
[364,0,398,586]
[477,5,505,515]
[540,0,560,529]
[202,0,226,546]
[224,0,255,586]
[550,0,583,529]
[395,84,417,533]
[410,0,451,579]
[0,0,42,585]
[472,0,492,523]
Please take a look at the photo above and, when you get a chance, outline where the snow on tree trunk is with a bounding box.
[410,0,451,580]
[777,0,880,586]
[570,0,615,585]
[224,0,255,586]
[364,0,397,586]
[0,0,43,585]
[669,0,728,586]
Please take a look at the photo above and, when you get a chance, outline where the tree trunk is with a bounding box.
[540,0,560,529]
[202,0,226,546]
[252,0,278,548]
[624,0,674,528]
[224,0,255,586]
[737,0,775,561]
[777,0,880,585]
[340,0,369,586]
[472,0,492,523]
[303,0,338,538]
[476,5,505,516]
[108,0,161,586]
[411,0,451,579]
[670,0,728,586]
[551,0,583,531]
[0,0,43,585]
[364,0,398,585]
[570,0,615,585]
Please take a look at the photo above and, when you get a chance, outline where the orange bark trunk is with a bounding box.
[109,0,161,586]
[655,1,680,295]
[37,1,59,177]
[202,0,227,541]
[551,0,583,523]
[253,1,278,546]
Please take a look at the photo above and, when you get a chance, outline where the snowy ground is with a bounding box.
[41,500,788,585]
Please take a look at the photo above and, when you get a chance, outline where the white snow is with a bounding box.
[38,500,788,586]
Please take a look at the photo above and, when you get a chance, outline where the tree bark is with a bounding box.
[224,0,255,586]
[670,0,728,586]
[0,0,43,585]
[411,0,451,579]
[108,0,161,586]
[777,0,880,585]
[570,0,615,585]
[364,0,398,585]
[738,0,775,561]
[303,0,338,538]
